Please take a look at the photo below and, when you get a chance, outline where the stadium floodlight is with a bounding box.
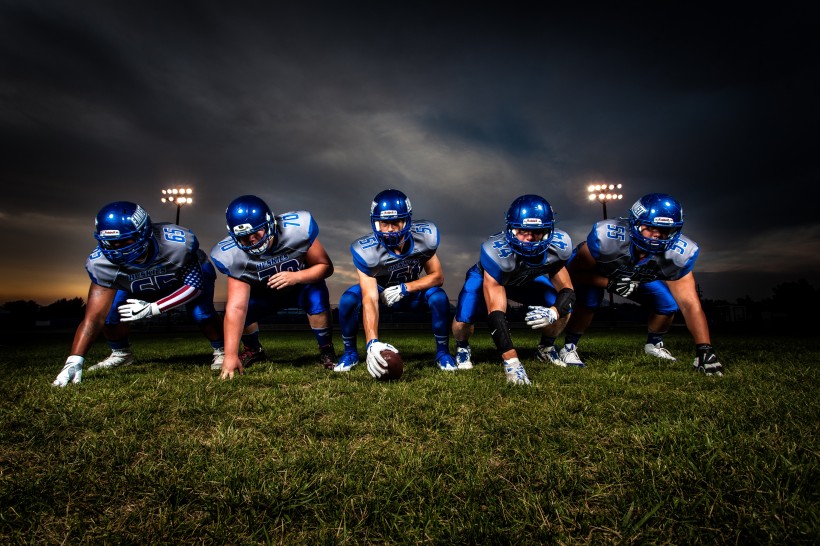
[587,182,623,220]
[161,187,194,225]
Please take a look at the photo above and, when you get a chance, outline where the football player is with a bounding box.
[451,194,576,385]
[210,195,337,379]
[553,193,723,375]
[52,202,225,387]
[334,189,457,378]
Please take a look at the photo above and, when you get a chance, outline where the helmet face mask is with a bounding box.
[504,195,555,258]
[226,195,277,256]
[628,193,684,253]
[94,202,153,265]
[370,189,412,252]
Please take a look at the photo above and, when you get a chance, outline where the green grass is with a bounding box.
[0,328,818,544]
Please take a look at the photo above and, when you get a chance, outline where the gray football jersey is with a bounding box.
[478,229,572,287]
[210,210,318,287]
[351,220,439,287]
[584,218,699,282]
[85,223,205,294]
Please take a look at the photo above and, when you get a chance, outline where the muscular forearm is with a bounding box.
[69,316,106,356]
[362,297,380,341]
[405,272,443,292]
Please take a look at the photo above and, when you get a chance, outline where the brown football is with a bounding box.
[378,349,404,381]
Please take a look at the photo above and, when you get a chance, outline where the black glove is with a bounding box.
[694,344,724,376]
[606,276,639,297]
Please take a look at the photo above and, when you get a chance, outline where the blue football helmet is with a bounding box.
[94,201,154,265]
[370,189,412,250]
[505,194,555,258]
[628,193,684,253]
[225,195,277,256]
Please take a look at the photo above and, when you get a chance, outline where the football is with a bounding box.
[378,349,404,381]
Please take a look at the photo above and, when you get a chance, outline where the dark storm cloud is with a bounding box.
[1,2,818,303]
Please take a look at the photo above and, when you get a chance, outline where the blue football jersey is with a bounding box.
[583,218,699,282]
[210,210,318,286]
[85,223,207,295]
[478,229,572,287]
[351,220,439,287]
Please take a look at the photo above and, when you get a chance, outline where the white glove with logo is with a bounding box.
[118,299,161,322]
[52,355,84,387]
[380,284,408,307]
[607,276,639,297]
[525,306,558,329]
[366,339,399,379]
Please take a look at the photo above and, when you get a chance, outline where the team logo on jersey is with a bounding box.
[653,216,675,225]
[631,201,647,217]
[522,218,543,227]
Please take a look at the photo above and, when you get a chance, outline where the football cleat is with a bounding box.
[333,350,360,372]
[88,349,134,371]
[456,346,473,369]
[536,344,563,366]
[239,346,266,368]
[210,348,226,370]
[557,344,586,368]
[319,347,338,370]
[436,352,458,372]
[644,342,677,361]
[503,358,531,385]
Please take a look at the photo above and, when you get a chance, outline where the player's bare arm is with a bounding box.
[566,243,609,288]
[483,270,517,361]
[403,254,444,293]
[359,271,381,343]
[221,277,252,379]
[267,238,333,290]
[69,282,117,356]
[666,271,711,345]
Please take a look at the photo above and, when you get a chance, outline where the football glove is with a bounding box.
[525,306,558,329]
[366,339,399,379]
[693,344,724,376]
[607,276,639,297]
[52,355,84,387]
[118,299,161,322]
[380,284,408,307]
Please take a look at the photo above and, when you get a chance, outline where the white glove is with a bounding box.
[366,339,399,379]
[525,306,558,329]
[380,284,408,307]
[52,355,84,387]
[607,276,639,297]
[118,299,161,322]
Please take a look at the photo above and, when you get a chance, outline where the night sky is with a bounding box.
[1,3,817,306]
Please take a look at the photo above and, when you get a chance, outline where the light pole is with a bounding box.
[161,187,193,225]
[587,183,624,317]
[587,183,623,219]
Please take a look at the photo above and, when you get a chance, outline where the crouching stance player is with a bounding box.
[335,189,457,377]
[451,194,576,385]
[210,195,337,379]
[53,201,224,386]
[555,193,723,375]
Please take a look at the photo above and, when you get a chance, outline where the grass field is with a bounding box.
[0,327,818,544]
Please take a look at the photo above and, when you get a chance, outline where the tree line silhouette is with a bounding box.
[2,278,817,332]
